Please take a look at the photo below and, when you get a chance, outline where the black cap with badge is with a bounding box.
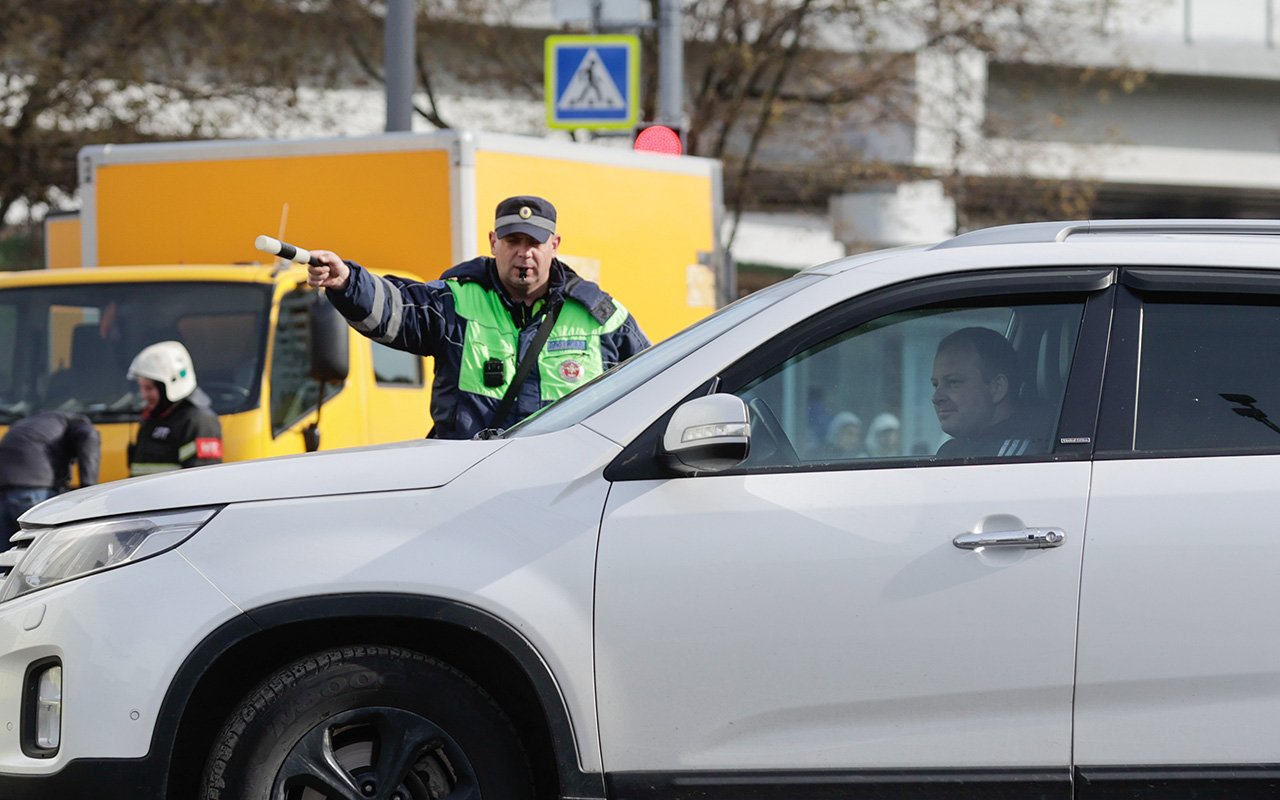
[494,196,557,243]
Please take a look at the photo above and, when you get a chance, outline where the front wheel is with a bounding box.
[202,645,534,800]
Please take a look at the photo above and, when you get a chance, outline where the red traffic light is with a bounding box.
[633,124,683,156]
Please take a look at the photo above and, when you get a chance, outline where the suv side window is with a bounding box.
[730,297,1087,470]
[1136,298,1280,453]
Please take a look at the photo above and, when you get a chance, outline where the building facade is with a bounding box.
[829,0,1280,253]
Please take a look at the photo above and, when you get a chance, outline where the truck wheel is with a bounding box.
[202,645,534,799]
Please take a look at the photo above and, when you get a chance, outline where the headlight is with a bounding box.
[0,507,219,603]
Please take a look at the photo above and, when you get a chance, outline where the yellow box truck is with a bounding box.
[2,131,725,481]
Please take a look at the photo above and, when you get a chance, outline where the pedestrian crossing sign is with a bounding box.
[545,34,639,130]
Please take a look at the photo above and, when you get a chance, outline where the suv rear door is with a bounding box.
[1076,268,1280,797]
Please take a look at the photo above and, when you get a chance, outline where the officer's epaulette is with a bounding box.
[560,265,617,325]
[439,257,491,285]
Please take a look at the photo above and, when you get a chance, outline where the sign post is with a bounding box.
[545,34,640,131]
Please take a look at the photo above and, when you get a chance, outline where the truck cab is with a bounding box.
[0,264,432,482]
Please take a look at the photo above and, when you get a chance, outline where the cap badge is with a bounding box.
[518,206,533,219]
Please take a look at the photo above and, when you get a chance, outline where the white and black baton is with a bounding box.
[255,234,323,266]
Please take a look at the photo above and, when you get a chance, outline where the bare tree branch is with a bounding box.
[724,0,814,252]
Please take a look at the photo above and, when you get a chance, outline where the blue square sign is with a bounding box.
[545,34,639,130]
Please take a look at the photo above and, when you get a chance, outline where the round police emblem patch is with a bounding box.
[559,359,583,382]
[519,206,533,219]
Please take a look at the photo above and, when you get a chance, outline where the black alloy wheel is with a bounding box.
[202,645,534,800]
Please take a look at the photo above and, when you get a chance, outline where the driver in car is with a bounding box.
[931,326,1049,458]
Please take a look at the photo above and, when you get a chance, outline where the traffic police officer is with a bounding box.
[307,195,650,439]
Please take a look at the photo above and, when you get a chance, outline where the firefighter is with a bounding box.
[126,341,223,475]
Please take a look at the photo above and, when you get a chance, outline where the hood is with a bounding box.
[23,437,509,527]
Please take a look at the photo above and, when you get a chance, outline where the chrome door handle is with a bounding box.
[953,527,1065,550]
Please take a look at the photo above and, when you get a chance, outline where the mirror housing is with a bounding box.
[302,424,321,453]
[662,393,751,474]
[309,295,350,383]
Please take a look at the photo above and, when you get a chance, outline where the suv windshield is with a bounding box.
[0,281,271,423]
[507,274,821,437]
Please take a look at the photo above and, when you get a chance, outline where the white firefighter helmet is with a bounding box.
[127,340,197,402]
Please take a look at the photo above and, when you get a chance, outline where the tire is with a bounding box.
[201,645,535,800]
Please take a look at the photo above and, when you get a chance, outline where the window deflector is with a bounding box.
[1122,268,1280,295]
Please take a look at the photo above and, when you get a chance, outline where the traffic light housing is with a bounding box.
[633,123,683,156]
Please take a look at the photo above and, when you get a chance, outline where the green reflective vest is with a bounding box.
[449,280,630,403]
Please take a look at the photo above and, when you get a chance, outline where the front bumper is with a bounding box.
[0,757,164,799]
[0,551,240,788]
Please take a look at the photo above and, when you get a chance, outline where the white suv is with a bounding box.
[3,218,1279,799]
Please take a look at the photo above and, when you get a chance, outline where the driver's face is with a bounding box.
[931,343,1001,437]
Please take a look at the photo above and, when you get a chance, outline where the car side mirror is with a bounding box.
[662,393,751,474]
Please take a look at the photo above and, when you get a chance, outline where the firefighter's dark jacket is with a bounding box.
[128,394,223,476]
[325,257,650,439]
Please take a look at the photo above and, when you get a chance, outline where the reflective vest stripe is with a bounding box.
[129,462,180,476]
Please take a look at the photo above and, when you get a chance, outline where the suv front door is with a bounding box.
[596,268,1114,798]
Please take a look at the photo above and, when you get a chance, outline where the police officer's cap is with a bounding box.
[494,196,557,244]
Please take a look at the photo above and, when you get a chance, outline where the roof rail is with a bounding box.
[1052,219,1280,241]
[931,219,1280,250]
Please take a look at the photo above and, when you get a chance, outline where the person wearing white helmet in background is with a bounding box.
[864,412,903,458]
[126,341,222,476]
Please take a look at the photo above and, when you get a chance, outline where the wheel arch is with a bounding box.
[156,593,604,800]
